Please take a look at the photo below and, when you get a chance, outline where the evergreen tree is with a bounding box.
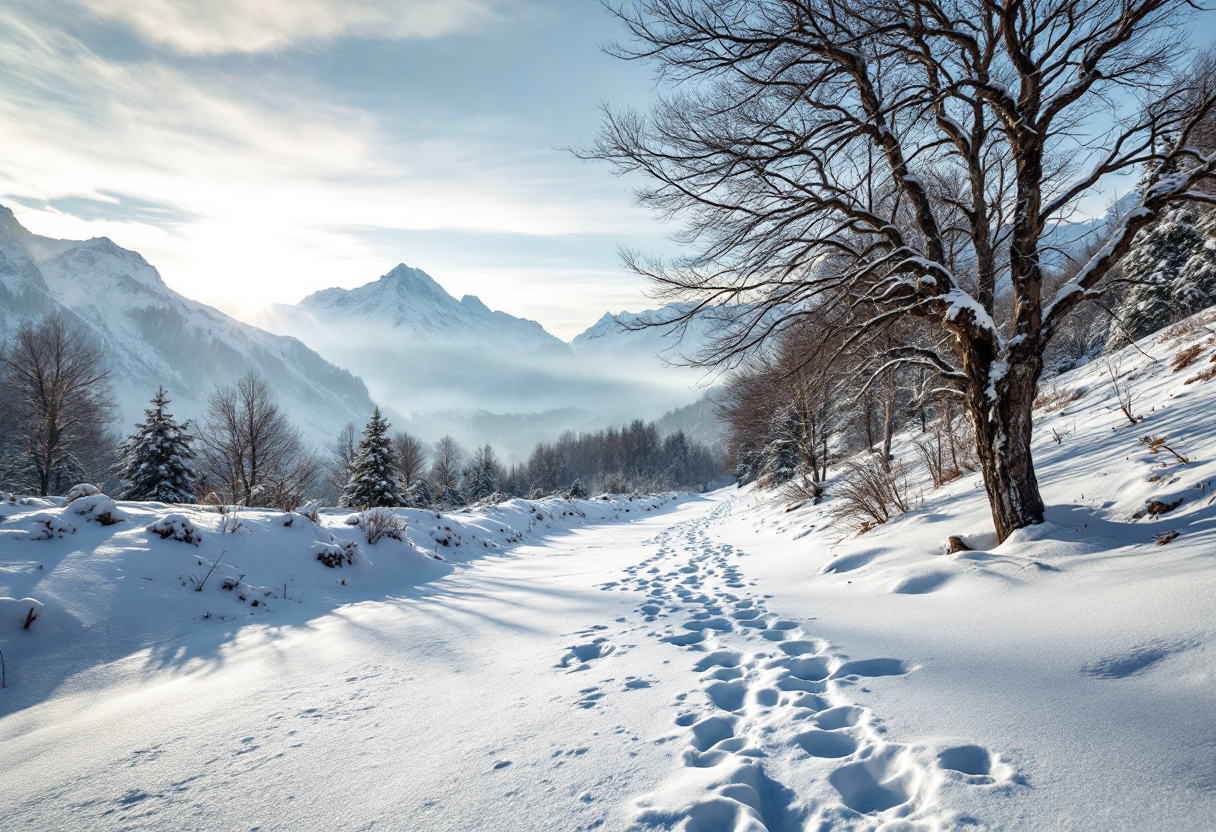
[118,387,197,503]
[403,478,435,509]
[1108,204,1216,348]
[758,409,801,488]
[464,444,500,503]
[342,408,403,508]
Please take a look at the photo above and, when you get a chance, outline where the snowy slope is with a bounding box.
[0,205,375,446]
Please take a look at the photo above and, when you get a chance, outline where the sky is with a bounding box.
[1,1,1214,342]
[0,0,668,340]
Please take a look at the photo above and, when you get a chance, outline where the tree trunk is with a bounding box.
[966,359,1046,543]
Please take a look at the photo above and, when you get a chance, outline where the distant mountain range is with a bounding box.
[252,266,714,459]
[0,206,375,446]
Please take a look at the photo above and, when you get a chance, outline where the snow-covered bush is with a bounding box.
[314,539,361,568]
[297,500,322,522]
[68,494,126,526]
[569,480,588,500]
[25,513,76,540]
[147,514,202,545]
[63,483,101,504]
[359,507,407,544]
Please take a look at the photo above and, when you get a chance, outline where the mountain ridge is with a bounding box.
[0,205,376,447]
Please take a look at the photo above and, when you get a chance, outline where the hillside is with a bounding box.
[0,206,375,447]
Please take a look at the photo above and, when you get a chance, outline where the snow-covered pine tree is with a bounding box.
[1108,204,1216,348]
[118,387,197,503]
[464,444,500,504]
[342,408,403,509]
[403,478,435,509]
[757,409,801,489]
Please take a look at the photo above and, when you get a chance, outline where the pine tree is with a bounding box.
[118,387,197,503]
[758,409,801,489]
[464,444,500,504]
[1108,204,1214,348]
[342,408,403,508]
[403,478,435,509]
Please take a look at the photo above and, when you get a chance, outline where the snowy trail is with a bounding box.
[1,492,1005,832]
[610,498,1014,831]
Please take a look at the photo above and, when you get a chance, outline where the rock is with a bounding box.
[945,536,972,554]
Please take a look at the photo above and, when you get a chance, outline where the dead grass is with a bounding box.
[1170,343,1206,372]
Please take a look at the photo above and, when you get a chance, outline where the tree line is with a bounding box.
[0,313,723,506]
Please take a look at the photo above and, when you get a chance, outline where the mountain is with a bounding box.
[254,267,711,458]
[572,304,722,367]
[269,265,566,354]
[0,205,375,447]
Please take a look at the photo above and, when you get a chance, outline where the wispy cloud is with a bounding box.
[0,3,658,331]
[67,0,501,54]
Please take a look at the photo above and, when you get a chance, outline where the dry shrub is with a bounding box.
[360,508,408,544]
[781,473,825,505]
[1158,315,1206,346]
[1184,360,1216,385]
[913,413,976,488]
[1034,382,1088,413]
[830,456,915,535]
[1034,383,1071,413]
[1170,344,1206,372]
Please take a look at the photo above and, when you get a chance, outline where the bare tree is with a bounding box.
[0,314,117,495]
[393,431,425,487]
[327,422,358,496]
[591,0,1216,540]
[198,370,319,508]
[429,435,466,506]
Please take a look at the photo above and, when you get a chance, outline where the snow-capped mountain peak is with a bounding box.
[0,205,375,446]
[265,263,565,352]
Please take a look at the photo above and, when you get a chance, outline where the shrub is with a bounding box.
[569,480,588,500]
[1171,343,1206,372]
[830,456,914,534]
[26,513,76,540]
[63,483,101,504]
[147,514,202,545]
[314,539,361,568]
[68,494,126,526]
[360,507,407,544]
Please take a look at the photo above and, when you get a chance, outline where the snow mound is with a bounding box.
[67,495,126,526]
[146,514,201,545]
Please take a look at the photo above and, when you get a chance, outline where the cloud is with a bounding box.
[0,4,655,329]
[67,0,500,54]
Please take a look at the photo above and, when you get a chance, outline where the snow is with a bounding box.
[2,312,1216,830]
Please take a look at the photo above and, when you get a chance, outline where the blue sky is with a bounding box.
[1,1,1213,340]
[0,0,667,339]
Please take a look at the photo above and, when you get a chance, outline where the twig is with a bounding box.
[196,549,226,592]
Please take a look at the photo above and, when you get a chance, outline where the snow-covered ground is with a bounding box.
[2,313,1215,831]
